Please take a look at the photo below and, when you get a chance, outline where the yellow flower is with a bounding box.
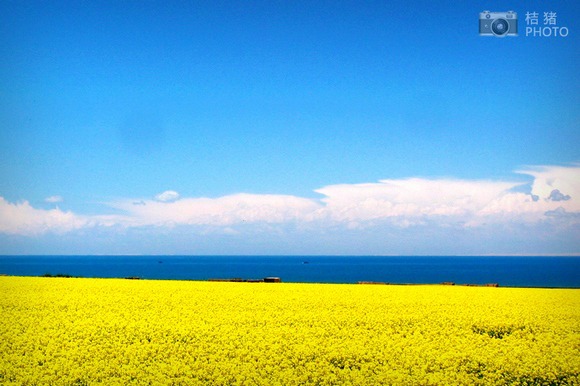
[0,277,578,385]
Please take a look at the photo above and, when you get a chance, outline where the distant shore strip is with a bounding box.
[6,273,503,287]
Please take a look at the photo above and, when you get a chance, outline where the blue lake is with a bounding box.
[1,255,579,288]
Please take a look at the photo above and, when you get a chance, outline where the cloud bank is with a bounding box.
[1,164,579,253]
[112,193,321,227]
[0,198,88,236]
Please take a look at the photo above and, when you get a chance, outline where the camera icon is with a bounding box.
[479,11,518,37]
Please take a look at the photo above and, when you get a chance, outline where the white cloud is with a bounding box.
[0,198,88,236]
[45,195,63,203]
[154,190,180,202]
[1,164,579,241]
[517,164,580,209]
[109,167,579,231]
[110,193,322,227]
[315,178,517,224]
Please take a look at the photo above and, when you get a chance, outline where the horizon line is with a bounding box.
[1,254,579,257]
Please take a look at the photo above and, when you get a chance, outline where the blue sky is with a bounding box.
[1,1,579,255]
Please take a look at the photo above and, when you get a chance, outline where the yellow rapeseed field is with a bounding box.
[1,277,579,385]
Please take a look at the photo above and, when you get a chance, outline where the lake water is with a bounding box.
[1,255,579,288]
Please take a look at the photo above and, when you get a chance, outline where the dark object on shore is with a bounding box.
[125,276,141,280]
[41,273,74,278]
[356,281,500,287]
[208,277,281,283]
[208,278,242,282]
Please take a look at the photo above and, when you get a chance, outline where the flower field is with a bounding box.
[1,277,579,385]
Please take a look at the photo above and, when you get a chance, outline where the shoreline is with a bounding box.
[2,274,579,289]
